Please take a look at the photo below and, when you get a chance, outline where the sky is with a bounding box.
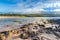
[0,0,60,13]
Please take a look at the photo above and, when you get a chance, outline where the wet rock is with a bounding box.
[19,33,29,39]
[20,26,29,32]
[27,31,38,38]
[32,37,40,40]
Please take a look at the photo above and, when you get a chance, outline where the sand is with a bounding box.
[0,16,21,18]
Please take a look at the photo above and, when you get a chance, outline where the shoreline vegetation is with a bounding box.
[0,14,60,17]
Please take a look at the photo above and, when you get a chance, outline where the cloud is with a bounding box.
[11,7,45,14]
[6,0,60,13]
[22,8,45,13]
[53,9,60,11]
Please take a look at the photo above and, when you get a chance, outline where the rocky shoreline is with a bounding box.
[0,19,60,40]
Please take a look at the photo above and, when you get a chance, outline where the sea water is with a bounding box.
[0,17,60,25]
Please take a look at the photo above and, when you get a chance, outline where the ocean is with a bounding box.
[0,17,60,25]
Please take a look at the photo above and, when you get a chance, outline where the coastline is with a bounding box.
[0,16,22,18]
[0,16,60,19]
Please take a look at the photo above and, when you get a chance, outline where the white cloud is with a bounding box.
[23,8,45,13]
[11,0,60,13]
[11,7,45,14]
[53,9,60,11]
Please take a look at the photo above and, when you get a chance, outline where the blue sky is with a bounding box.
[0,0,60,13]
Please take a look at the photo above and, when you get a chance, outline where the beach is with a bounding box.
[0,16,22,18]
